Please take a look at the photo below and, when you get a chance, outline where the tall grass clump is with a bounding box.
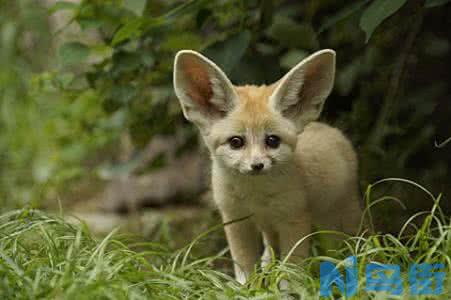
[0,179,450,299]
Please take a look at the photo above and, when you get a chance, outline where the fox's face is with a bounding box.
[174,50,335,175]
[202,85,299,175]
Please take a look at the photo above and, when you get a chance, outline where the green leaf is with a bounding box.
[111,51,143,75]
[336,59,361,96]
[49,1,79,14]
[318,0,370,33]
[359,0,408,43]
[112,18,143,46]
[58,42,90,66]
[423,35,450,57]
[203,31,251,74]
[266,16,318,50]
[160,33,202,52]
[259,0,274,29]
[109,85,137,105]
[123,0,147,16]
[112,0,207,46]
[280,49,308,69]
[57,73,75,89]
[425,0,451,7]
[78,19,104,30]
[90,45,114,63]
[158,0,208,23]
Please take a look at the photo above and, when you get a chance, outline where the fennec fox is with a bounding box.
[173,49,362,284]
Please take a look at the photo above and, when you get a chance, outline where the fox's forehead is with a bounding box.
[210,83,297,146]
[232,84,278,127]
[235,84,276,101]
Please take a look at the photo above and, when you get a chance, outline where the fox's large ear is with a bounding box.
[174,50,238,131]
[269,49,335,130]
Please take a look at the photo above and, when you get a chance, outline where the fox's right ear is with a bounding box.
[173,50,238,131]
[269,49,336,131]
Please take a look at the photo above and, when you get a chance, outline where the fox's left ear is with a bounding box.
[173,50,238,133]
[270,49,335,130]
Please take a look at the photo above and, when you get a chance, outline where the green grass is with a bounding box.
[0,180,450,299]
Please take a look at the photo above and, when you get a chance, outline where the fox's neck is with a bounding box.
[211,157,308,215]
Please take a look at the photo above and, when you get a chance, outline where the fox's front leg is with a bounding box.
[261,230,278,268]
[279,214,312,265]
[223,215,262,284]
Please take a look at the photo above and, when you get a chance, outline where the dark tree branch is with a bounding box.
[368,2,425,148]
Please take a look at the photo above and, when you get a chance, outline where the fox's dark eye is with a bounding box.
[229,136,245,149]
[265,135,281,149]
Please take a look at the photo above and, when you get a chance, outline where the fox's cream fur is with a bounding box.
[173,49,362,284]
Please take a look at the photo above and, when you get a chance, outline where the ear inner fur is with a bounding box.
[294,56,332,115]
[179,55,215,113]
[175,51,236,121]
[269,50,335,129]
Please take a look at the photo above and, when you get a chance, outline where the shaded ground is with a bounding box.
[66,202,226,254]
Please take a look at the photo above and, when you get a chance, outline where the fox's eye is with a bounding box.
[228,136,245,149]
[265,135,281,149]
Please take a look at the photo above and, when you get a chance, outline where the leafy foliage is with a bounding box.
[0,1,120,208]
[0,0,450,218]
[359,0,408,42]
[58,42,90,66]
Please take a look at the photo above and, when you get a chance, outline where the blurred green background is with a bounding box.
[0,0,450,234]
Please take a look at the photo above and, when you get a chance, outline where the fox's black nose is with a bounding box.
[251,163,264,171]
